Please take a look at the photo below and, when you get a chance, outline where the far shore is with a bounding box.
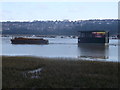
[2,56,119,88]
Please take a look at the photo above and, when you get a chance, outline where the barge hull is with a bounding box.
[78,38,107,43]
[11,38,48,44]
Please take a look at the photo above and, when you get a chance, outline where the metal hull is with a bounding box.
[11,38,48,44]
[78,37,108,44]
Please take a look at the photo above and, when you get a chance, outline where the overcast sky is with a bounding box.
[1,2,118,21]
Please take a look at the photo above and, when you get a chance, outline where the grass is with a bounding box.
[2,56,119,88]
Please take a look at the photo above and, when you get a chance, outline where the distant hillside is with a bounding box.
[1,19,118,36]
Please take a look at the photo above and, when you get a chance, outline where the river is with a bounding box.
[1,36,119,62]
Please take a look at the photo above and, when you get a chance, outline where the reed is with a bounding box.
[2,56,119,88]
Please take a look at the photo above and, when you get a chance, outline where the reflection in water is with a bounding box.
[78,44,109,60]
[2,37,119,62]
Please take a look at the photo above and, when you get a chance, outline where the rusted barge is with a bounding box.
[11,37,49,44]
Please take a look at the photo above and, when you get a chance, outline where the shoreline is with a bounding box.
[1,55,119,63]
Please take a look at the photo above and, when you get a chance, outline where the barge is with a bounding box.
[78,31,109,44]
[11,37,49,44]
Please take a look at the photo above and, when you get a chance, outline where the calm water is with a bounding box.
[1,36,119,62]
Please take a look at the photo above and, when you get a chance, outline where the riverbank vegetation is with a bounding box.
[2,56,119,88]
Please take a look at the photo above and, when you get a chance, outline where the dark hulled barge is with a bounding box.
[78,31,109,44]
[11,37,49,44]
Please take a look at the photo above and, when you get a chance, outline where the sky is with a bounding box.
[0,1,118,21]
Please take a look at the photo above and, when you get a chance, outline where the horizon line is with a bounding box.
[0,19,118,22]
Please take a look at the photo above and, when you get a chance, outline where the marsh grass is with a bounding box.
[2,56,119,88]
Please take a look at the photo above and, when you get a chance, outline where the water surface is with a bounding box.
[1,37,119,62]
